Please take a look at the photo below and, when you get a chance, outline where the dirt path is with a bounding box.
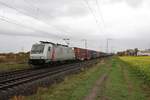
[84,59,112,100]
[84,73,108,100]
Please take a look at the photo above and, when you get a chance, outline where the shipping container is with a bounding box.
[74,47,91,60]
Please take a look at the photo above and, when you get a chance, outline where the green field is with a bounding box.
[120,56,150,83]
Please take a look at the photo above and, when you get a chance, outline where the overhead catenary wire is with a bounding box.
[0,16,62,38]
[0,1,83,45]
[95,0,105,29]
[0,1,70,37]
[23,0,72,35]
[83,0,107,51]
[23,0,90,41]
[0,1,46,26]
[83,0,100,26]
[0,0,104,47]
[82,0,104,33]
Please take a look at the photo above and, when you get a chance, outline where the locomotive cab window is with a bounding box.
[48,47,51,51]
[31,44,45,54]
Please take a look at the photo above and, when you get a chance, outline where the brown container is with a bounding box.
[74,47,91,60]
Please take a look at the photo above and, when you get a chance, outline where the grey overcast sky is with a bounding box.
[0,0,149,53]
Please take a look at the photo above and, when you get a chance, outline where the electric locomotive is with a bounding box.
[29,41,75,65]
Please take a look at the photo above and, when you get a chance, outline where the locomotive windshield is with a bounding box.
[31,44,45,54]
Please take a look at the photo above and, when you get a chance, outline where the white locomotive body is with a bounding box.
[29,41,75,65]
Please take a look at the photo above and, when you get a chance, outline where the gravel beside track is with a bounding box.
[0,59,99,100]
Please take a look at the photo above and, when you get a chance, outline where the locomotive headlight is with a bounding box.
[30,56,33,59]
[41,56,44,59]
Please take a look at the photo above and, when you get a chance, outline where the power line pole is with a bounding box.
[106,38,112,53]
[82,39,87,49]
[82,39,88,59]
[63,38,70,46]
[21,46,24,52]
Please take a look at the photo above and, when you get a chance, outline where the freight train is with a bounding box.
[29,41,109,66]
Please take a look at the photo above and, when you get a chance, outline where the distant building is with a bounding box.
[137,50,150,56]
[125,49,136,56]
[117,48,139,56]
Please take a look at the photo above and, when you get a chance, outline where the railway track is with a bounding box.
[0,59,99,100]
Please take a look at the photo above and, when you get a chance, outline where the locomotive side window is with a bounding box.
[31,44,45,54]
[48,47,51,51]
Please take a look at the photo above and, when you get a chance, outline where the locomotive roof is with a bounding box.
[40,41,55,45]
[40,41,68,47]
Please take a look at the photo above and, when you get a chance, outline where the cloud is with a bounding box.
[0,0,89,21]
[0,0,149,52]
[126,0,143,8]
[104,0,143,8]
[0,30,62,39]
